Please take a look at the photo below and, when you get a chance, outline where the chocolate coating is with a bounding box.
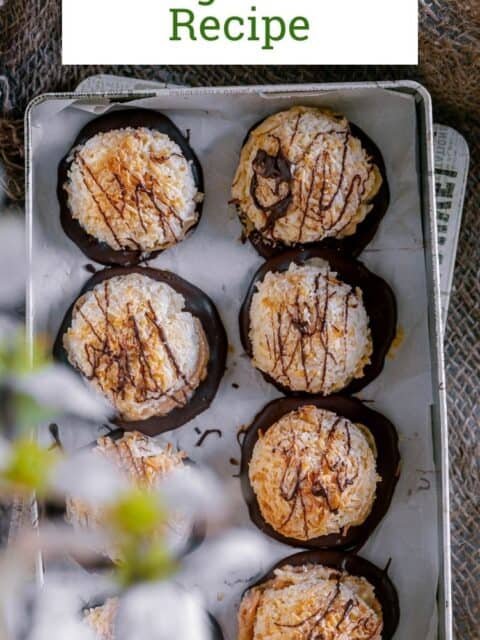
[53,267,227,436]
[58,109,204,267]
[236,118,389,259]
[244,550,399,639]
[239,247,397,396]
[208,613,225,640]
[240,396,400,552]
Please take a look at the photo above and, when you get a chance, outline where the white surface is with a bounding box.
[28,86,438,639]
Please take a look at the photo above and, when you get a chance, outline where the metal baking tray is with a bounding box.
[24,81,451,640]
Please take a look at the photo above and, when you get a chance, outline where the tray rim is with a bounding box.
[24,79,451,640]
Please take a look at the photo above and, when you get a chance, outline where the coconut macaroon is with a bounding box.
[238,564,383,640]
[231,106,382,249]
[84,599,117,640]
[62,272,210,422]
[66,431,187,529]
[248,259,372,394]
[248,405,380,541]
[65,127,203,253]
[66,432,190,560]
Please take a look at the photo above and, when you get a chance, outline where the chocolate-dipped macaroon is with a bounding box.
[231,106,389,258]
[241,396,400,551]
[238,551,399,640]
[66,431,197,561]
[239,248,396,396]
[55,267,227,436]
[58,109,204,266]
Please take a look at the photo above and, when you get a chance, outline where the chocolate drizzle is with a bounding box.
[236,114,390,259]
[250,144,293,232]
[274,414,359,540]
[58,109,204,267]
[243,550,399,640]
[256,260,356,394]
[274,577,349,636]
[239,247,397,397]
[273,576,382,639]
[74,149,188,253]
[74,279,197,416]
[195,428,223,447]
[240,396,400,552]
[53,267,227,437]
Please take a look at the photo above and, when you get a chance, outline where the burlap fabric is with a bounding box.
[0,0,479,635]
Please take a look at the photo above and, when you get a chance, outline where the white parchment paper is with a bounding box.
[29,86,439,639]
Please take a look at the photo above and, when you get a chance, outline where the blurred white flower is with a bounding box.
[116,583,211,640]
[22,571,115,640]
[0,529,116,640]
[15,364,111,422]
[52,449,128,506]
[27,581,97,640]
[180,528,270,594]
[159,463,228,524]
